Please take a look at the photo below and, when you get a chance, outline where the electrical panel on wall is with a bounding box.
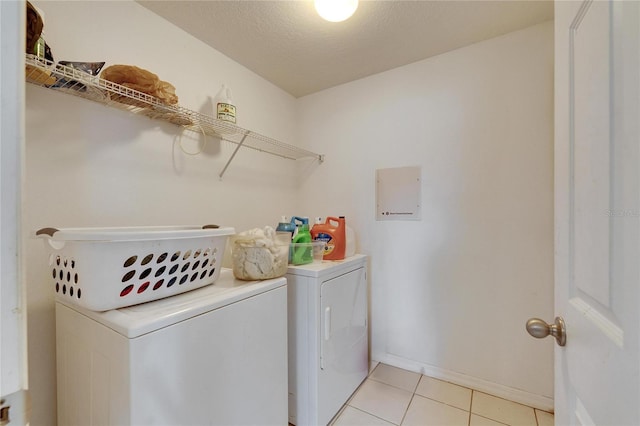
[376,166,421,221]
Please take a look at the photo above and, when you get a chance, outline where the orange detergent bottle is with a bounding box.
[310,216,346,260]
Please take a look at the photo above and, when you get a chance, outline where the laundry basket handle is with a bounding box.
[36,227,59,237]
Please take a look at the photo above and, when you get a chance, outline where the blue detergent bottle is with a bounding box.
[290,216,307,239]
[276,216,296,240]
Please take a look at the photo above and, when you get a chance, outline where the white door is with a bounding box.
[553,0,639,424]
[1,0,29,423]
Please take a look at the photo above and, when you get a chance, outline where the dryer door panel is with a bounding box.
[319,267,368,424]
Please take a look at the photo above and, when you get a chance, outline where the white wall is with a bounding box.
[296,21,555,409]
[24,3,554,423]
[24,2,301,424]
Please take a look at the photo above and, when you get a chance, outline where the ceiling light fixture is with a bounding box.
[314,0,359,23]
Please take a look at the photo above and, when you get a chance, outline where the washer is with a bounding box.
[286,254,368,425]
[55,269,288,425]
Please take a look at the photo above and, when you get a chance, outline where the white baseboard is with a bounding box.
[372,352,554,413]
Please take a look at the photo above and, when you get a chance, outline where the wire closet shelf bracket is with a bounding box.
[25,54,324,178]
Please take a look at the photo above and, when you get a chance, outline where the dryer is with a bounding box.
[286,254,368,425]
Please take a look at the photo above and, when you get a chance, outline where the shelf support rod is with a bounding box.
[219,133,249,179]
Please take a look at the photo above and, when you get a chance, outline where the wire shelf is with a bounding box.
[25,55,324,177]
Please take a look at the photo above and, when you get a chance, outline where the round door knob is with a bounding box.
[526,316,566,346]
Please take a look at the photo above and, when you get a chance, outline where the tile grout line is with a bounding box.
[398,390,417,426]
[473,413,511,426]
[368,376,420,394]
[468,390,474,426]
[413,392,473,415]
[468,389,533,426]
[474,389,542,411]
[346,404,399,426]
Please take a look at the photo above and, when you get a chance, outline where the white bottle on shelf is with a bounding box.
[214,84,236,124]
[33,5,46,60]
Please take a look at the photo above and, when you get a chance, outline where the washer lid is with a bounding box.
[57,268,285,338]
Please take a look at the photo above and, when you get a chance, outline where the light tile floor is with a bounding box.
[331,363,554,426]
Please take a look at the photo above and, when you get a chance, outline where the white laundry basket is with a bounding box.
[37,225,235,311]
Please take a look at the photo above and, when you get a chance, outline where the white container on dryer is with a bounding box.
[287,254,368,425]
[55,268,288,426]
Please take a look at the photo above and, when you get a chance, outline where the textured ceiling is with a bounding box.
[138,1,554,98]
